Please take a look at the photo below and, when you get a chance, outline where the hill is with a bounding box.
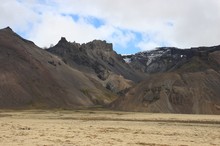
[47,37,146,93]
[1,26,220,114]
[0,27,116,108]
[111,47,220,114]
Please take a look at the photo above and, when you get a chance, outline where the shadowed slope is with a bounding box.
[47,38,146,93]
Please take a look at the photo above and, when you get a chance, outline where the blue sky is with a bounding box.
[1,0,220,54]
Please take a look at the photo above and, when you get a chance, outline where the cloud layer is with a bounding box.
[1,0,220,54]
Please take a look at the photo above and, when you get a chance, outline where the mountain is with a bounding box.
[0,27,117,108]
[47,38,146,93]
[1,26,220,114]
[123,46,220,73]
[111,46,220,114]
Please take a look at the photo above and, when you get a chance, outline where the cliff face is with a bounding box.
[47,38,146,93]
[112,48,220,114]
[123,46,220,73]
[0,27,117,108]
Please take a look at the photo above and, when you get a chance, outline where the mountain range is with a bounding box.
[0,27,220,114]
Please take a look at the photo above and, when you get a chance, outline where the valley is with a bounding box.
[1,1,220,146]
[0,110,219,146]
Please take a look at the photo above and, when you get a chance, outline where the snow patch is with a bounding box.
[123,58,131,63]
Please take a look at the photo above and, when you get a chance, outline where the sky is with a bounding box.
[1,0,220,54]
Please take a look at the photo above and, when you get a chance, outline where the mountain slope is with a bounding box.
[112,47,220,114]
[1,26,220,114]
[47,38,146,93]
[123,46,220,73]
[0,27,116,108]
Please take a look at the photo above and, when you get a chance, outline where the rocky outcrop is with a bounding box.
[47,38,146,93]
[112,49,220,114]
[0,27,117,109]
[124,46,220,74]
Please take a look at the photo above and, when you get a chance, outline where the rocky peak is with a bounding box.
[4,26,13,31]
[0,27,15,35]
[85,40,113,52]
[58,37,68,44]
[54,38,113,53]
[0,27,35,45]
[55,37,74,49]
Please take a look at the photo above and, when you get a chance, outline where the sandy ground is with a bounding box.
[0,110,220,146]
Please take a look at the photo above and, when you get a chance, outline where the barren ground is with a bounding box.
[0,110,220,146]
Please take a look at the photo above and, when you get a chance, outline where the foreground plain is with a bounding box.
[0,110,220,146]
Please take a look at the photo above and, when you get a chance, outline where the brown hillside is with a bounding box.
[111,53,220,114]
[0,27,116,108]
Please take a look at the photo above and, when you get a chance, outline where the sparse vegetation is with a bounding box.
[80,89,90,97]
[0,110,219,146]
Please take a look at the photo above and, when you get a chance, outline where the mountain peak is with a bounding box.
[5,26,12,30]
[54,37,69,47]
[59,37,68,43]
[0,26,14,34]
[85,40,113,52]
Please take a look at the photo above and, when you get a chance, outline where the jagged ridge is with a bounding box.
[47,37,146,93]
[0,27,117,108]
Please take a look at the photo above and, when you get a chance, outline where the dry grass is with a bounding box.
[0,110,220,146]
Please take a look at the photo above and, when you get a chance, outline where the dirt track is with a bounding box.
[0,110,220,146]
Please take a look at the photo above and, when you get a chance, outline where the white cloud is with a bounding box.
[1,0,220,52]
[56,0,220,50]
[27,13,134,48]
[0,0,38,32]
[28,13,101,47]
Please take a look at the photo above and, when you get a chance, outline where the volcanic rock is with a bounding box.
[0,27,117,108]
[47,38,146,93]
[112,48,220,114]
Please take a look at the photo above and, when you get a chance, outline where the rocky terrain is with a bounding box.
[123,46,220,73]
[0,26,220,114]
[47,38,145,93]
[112,46,220,114]
[0,27,117,108]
